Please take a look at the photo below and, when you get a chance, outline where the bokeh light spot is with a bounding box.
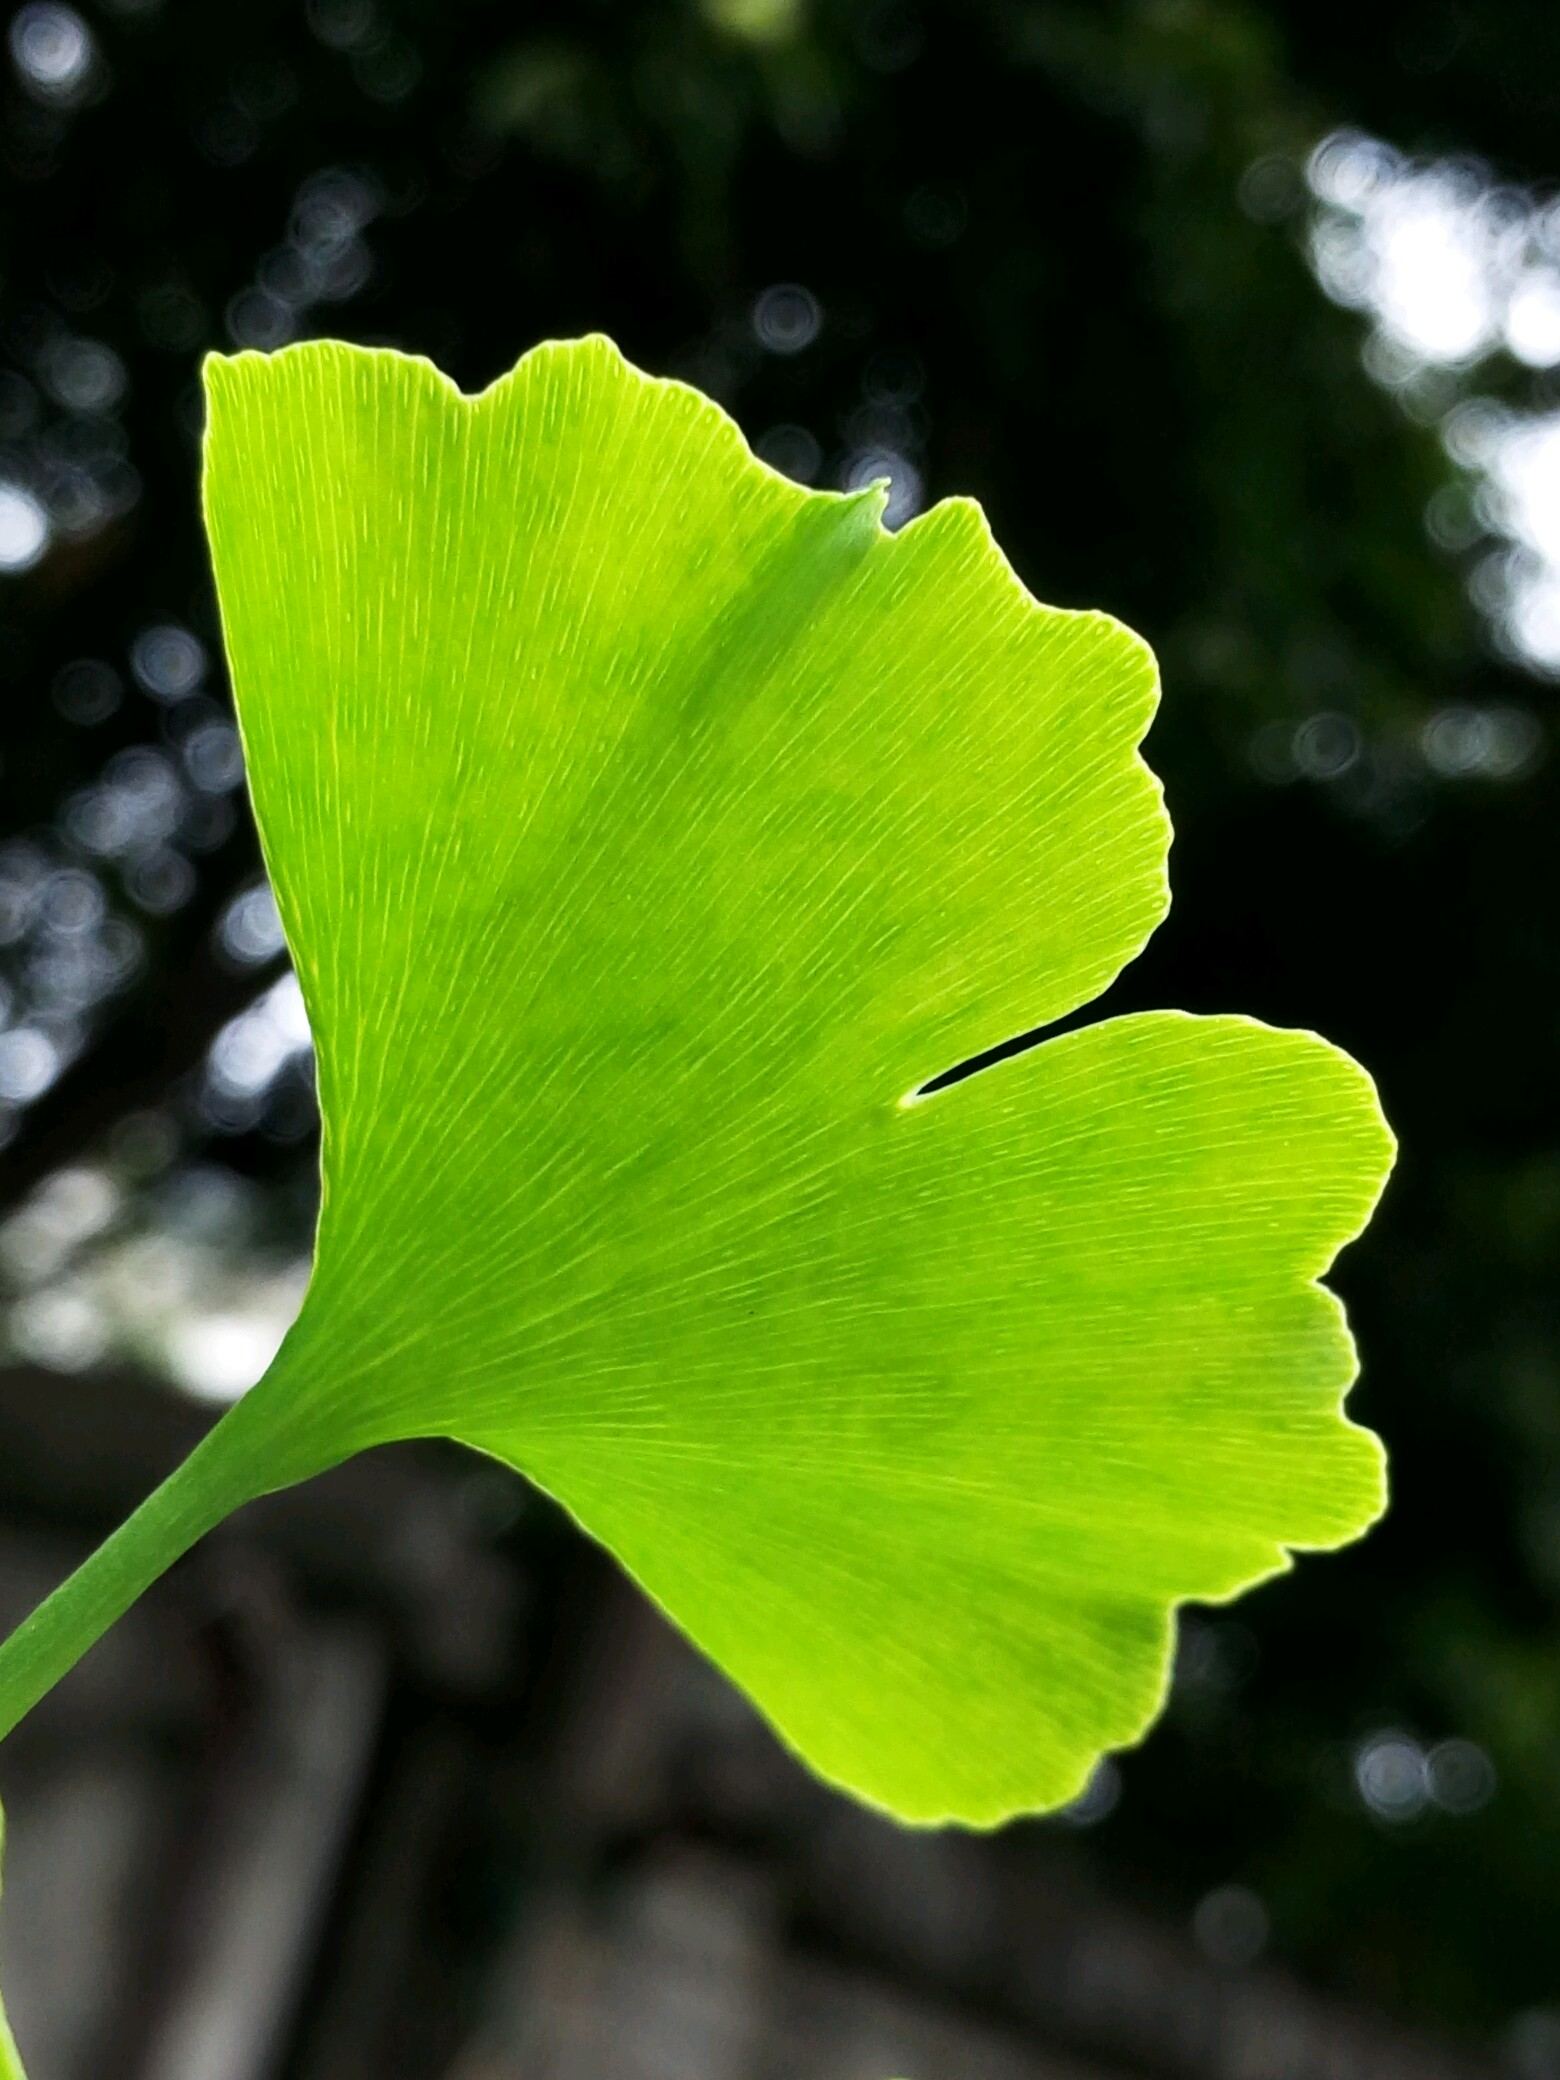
[754,424,822,484]
[753,283,822,356]
[1353,1730,1430,1822]
[0,482,50,574]
[8,2,94,102]
[218,882,287,966]
[51,658,123,726]
[129,623,207,702]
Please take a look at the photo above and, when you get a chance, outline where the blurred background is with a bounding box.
[1,0,1559,2074]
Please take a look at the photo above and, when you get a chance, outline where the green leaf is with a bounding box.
[0,1804,30,2080]
[0,337,1393,1826]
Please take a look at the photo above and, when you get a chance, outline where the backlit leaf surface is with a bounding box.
[199,336,1393,1824]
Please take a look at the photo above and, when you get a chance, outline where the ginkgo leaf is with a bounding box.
[0,336,1393,1827]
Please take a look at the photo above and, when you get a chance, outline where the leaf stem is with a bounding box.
[0,1980,24,2080]
[0,1805,29,2080]
[0,1400,289,1745]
